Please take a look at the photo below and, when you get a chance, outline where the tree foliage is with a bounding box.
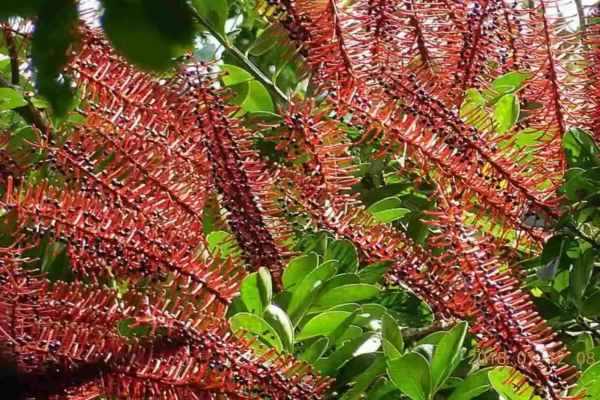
[2,0,600,399]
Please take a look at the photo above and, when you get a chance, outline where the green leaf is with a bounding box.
[365,197,410,222]
[382,313,404,358]
[315,274,361,300]
[296,232,328,256]
[248,25,279,56]
[326,310,361,349]
[206,231,238,257]
[241,271,269,315]
[283,253,319,290]
[358,261,394,284]
[240,80,274,113]
[447,368,492,400]
[314,284,380,309]
[257,267,273,309]
[263,304,294,352]
[582,291,600,317]
[493,94,520,134]
[220,64,273,113]
[492,71,532,92]
[388,352,431,400]
[431,322,468,391]
[287,260,338,318]
[229,312,283,352]
[140,0,195,45]
[315,332,377,376]
[460,89,487,127]
[102,0,183,71]
[221,64,254,86]
[192,0,228,37]
[488,367,541,400]
[366,377,398,400]
[576,361,600,390]
[296,311,353,341]
[366,197,402,214]
[373,208,411,223]
[299,337,329,363]
[570,247,594,309]
[325,239,359,273]
[562,127,600,169]
[342,358,388,400]
[31,0,79,116]
[0,88,28,111]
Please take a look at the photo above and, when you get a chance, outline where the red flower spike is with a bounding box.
[273,100,361,205]
[512,0,586,170]
[67,29,292,285]
[582,12,600,137]
[267,0,564,246]
[279,168,580,399]
[2,178,236,316]
[0,266,331,399]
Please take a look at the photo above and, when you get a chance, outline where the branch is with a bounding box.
[0,74,50,136]
[189,8,288,104]
[1,27,20,85]
[401,320,454,346]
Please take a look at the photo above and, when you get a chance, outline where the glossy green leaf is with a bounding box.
[447,368,492,400]
[31,0,79,116]
[582,291,600,317]
[229,312,283,352]
[366,197,402,214]
[257,267,273,309]
[140,0,195,45]
[431,322,468,391]
[287,260,338,317]
[373,208,410,223]
[0,88,28,111]
[241,271,269,315]
[492,71,532,91]
[325,239,359,273]
[248,25,279,56]
[493,94,520,134]
[283,253,319,290]
[240,80,274,113]
[358,261,394,284]
[315,332,377,376]
[327,311,360,349]
[382,313,404,358]
[299,337,329,363]
[576,361,600,390]
[315,274,361,301]
[489,367,541,400]
[102,0,183,71]
[192,0,228,37]
[296,311,352,341]
[206,231,238,257]
[570,247,594,309]
[263,304,294,352]
[388,352,431,400]
[563,127,600,169]
[221,64,254,86]
[342,358,388,400]
[314,284,380,309]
